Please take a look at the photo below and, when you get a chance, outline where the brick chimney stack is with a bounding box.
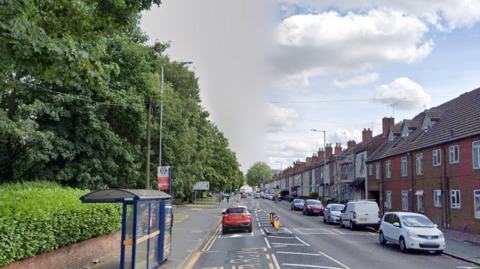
[362,128,372,144]
[318,148,325,161]
[334,143,342,155]
[325,143,333,159]
[382,117,395,137]
[347,140,356,150]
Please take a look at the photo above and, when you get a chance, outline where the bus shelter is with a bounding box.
[80,189,173,269]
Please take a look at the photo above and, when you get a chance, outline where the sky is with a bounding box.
[141,0,480,174]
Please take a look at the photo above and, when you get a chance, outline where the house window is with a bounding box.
[386,160,391,178]
[386,191,392,210]
[401,157,407,177]
[416,153,423,175]
[450,190,461,209]
[402,191,408,211]
[376,163,380,180]
[433,149,441,167]
[473,141,480,169]
[368,164,373,176]
[449,145,459,164]
[416,190,424,212]
[474,190,480,219]
[434,190,442,208]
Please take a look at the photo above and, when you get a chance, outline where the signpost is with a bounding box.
[158,166,171,193]
[273,215,280,231]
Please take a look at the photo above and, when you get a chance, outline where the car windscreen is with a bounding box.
[227,208,246,214]
[294,199,303,204]
[307,200,321,206]
[356,203,378,211]
[401,215,434,228]
[330,205,344,211]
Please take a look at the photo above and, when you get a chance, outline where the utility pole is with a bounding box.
[146,97,152,189]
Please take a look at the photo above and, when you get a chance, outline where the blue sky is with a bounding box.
[141,0,480,173]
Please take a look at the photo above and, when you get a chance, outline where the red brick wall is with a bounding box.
[1,231,121,269]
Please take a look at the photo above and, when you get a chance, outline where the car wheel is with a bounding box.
[222,226,228,234]
[379,231,386,245]
[248,224,253,233]
[434,250,443,255]
[350,221,355,230]
[399,237,408,253]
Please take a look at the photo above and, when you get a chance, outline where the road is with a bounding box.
[189,197,479,269]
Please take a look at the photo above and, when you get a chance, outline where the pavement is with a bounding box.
[86,197,238,269]
[440,228,480,266]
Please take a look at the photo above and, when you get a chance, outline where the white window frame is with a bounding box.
[434,190,442,208]
[474,190,480,219]
[401,157,407,177]
[473,141,480,169]
[386,191,392,210]
[450,190,461,209]
[402,190,408,211]
[433,149,441,167]
[375,163,380,180]
[368,164,373,176]
[416,190,424,212]
[449,145,459,164]
[416,153,423,175]
[386,160,391,178]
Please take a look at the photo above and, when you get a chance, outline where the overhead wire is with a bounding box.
[270,95,456,104]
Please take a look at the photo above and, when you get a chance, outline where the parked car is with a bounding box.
[291,199,304,211]
[303,199,323,216]
[222,206,252,234]
[254,193,260,199]
[260,193,265,199]
[323,203,345,224]
[241,193,247,198]
[379,212,446,254]
[340,200,381,230]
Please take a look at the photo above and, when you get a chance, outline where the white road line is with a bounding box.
[276,252,323,256]
[295,236,310,246]
[261,228,265,235]
[271,243,306,246]
[272,254,281,269]
[264,237,271,249]
[282,264,342,269]
[318,251,351,269]
[251,232,254,236]
[268,236,294,239]
[331,229,344,234]
[283,228,292,234]
[368,232,376,236]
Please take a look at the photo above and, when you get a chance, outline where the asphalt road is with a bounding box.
[191,198,479,269]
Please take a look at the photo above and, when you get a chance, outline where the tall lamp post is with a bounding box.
[276,161,282,194]
[158,61,192,193]
[311,129,326,203]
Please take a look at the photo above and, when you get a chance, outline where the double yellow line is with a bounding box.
[202,223,221,252]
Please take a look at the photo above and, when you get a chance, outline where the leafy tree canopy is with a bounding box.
[246,162,273,189]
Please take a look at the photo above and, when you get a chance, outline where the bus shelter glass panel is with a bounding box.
[163,200,173,259]
[148,203,160,267]
[124,204,134,269]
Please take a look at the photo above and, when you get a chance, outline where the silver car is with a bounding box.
[323,204,345,224]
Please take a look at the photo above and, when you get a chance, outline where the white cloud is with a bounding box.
[267,140,317,167]
[268,103,300,133]
[373,77,431,110]
[273,8,433,78]
[332,73,379,88]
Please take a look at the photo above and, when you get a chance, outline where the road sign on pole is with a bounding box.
[273,215,280,231]
[158,166,170,190]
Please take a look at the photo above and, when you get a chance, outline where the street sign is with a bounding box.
[273,215,280,231]
[158,166,170,190]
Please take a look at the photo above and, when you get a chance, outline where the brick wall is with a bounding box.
[1,231,121,269]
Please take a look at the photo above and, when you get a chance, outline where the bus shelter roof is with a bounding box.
[80,189,171,203]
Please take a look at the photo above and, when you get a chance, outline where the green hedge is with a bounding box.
[0,182,122,267]
[308,191,318,199]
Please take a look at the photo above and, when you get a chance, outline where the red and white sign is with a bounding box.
[158,166,170,190]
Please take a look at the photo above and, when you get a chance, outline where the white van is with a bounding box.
[340,200,381,230]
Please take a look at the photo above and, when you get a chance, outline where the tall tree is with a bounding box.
[246,162,273,189]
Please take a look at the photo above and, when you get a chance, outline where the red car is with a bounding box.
[241,193,247,198]
[222,206,252,234]
[303,199,324,216]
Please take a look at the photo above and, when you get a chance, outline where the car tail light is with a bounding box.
[378,211,381,219]
[353,212,357,219]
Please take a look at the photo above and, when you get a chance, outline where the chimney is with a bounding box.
[318,148,325,161]
[362,128,372,144]
[325,143,333,159]
[334,143,342,155]
[306,157,312,166]
[382,117,395,137]
[347,140,356,150]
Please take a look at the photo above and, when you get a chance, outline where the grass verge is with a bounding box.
[174,213,188,224]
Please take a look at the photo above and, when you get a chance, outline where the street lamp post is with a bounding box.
[159,61,192,194]
[311,129,326,203]
[276,161,282,192]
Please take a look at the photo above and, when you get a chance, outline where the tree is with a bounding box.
[246,162,273,189]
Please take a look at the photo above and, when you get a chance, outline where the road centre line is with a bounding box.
[264,237,271,249]
[318,251,351,269]
[268,236,294,239]
[282,264,342,269]
[276,252,323,256]
[331,229,344,234]
[272,254,281,269]
[271,243,306,246]
[295,236,311,246]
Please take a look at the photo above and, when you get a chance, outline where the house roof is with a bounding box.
[425,108,445,120]
[390,125,402,134]
[368,88,480,162]
[353,133,385,154]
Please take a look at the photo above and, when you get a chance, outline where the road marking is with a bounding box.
[331,229,344,234]
[295,236,310,246]
[268,236,294,239]
[318,251,351,269]
[202,224,221,252]
[266,254,271,259]
[269,263,274,269]
[276,252,323,256]
[368,232,376,236]
[261,229,265,235]
[264,248,267,252]
[251,232,254,236]
[271,243,306,246]
[242,248,265,250]
[283,228,292,234]
[271,254,281,269]
[264,237,271,249]
[282,264,342,269]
